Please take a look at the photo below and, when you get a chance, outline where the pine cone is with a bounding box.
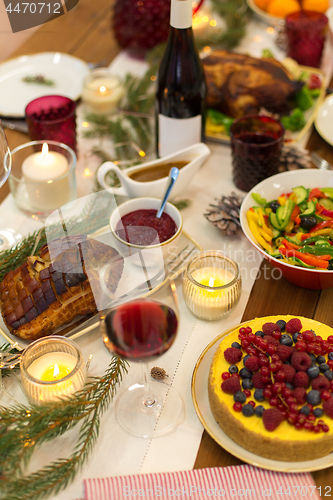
[274,21,287,51]
[150,367,168,380]
[204,192,243,236]
[279,144,312,172]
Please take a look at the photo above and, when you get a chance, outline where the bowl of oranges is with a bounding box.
[247,0,330,25]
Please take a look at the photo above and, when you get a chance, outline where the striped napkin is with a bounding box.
[84,465,320,500]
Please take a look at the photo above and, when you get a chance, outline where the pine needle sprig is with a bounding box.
[0,343,20,377]
[0,356,128,500]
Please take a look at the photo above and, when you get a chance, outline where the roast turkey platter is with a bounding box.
[203,50,325,142]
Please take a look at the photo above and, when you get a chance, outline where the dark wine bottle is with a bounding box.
[155,0,206,158]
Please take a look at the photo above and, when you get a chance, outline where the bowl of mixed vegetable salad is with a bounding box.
[240,169,333,289]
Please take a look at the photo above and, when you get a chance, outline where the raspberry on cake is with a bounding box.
[285,317,302,334]
[221,377,241,395]
[224,347,242,364]
[293,371,310,388]
[208,315,333,462]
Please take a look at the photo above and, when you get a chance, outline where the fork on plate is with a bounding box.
[311,151,332,171]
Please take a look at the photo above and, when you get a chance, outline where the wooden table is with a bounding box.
[1,0,333,495]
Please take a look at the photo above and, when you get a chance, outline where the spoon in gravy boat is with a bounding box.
[156,167,179,219]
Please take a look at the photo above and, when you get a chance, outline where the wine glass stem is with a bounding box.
[141,362,156,408]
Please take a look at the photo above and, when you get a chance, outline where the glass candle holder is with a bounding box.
[182,251,242,321]
[8,140,77,217]
[81,69,124,115]
[25,95,77,154]
[20,336,87,405]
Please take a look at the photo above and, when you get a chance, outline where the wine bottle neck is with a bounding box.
[170,0,192,29]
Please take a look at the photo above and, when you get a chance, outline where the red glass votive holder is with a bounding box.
[25,95,77,154]
[230,115,284,193]
[285,10,328,69]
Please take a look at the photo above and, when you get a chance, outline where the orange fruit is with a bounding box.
[254,0,273,11]
[302,0,329,13]
[267,0,301,17]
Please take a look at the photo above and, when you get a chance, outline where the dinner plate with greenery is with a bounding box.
[205,65,326,145]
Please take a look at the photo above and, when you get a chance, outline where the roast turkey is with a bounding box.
[0,235,124,341]
[203,50,303,118]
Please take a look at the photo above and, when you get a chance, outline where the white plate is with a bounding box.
[191,323,333,473]
[0,52,90,117]
[0,228,202,351]
[315,93,333,146]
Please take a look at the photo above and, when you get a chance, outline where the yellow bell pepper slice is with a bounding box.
[308,228,332,237]
[248,219,272,252]
[258,226,272,243]
[257,208,273,237]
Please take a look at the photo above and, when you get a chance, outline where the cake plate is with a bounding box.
[191,320,333,473]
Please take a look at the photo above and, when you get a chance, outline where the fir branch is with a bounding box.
[0,343,20,378]
[0,356,128,500]
[22,75,55,86]
[196,0,251,51]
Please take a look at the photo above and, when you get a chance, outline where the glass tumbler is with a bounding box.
[25,95,77,154]
[230,115,284,192]
[285,11,328,68]
[182,251,242,321]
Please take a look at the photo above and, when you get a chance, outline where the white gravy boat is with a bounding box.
[96,142,211,200]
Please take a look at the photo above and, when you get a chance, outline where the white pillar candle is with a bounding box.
[82,74,124,114]
[22,143,71,210]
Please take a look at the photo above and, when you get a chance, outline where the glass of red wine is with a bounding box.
[101,278,185,438]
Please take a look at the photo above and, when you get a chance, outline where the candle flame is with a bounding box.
[99,85,107,93]
[42,143,49,157]
[209,277,214,287]
[53,363,60,379]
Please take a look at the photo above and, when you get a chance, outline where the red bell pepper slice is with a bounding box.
[279,247,329,268]
[309,220,333,233]
[308,188,325,200]
[290,205,301,221]
[320,207,333,218]
[282,239,300,250]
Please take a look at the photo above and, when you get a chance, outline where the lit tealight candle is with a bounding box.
[192,267,234,300]
[28,352,77,381]
[22,142,71,211]
[182,252,242,321]
[82,71,124,114]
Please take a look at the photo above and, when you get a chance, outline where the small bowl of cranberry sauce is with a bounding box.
[110,197,183,266]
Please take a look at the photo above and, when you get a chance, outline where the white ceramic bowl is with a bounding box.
[246,0,282,26]
[110,198,183,267]
[240,169,333,289]
[97,143,210,201]
[326,7,333,40]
